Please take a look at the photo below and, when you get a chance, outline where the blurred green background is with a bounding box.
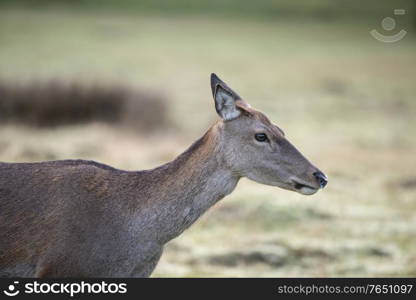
[0,0,415,277]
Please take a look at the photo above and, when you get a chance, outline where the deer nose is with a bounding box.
[313,171,328,188]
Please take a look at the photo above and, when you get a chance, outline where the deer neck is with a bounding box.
[140,123,240,244]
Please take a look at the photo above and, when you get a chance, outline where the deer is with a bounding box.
[0,74,328,277]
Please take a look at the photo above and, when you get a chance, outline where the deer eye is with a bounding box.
[254,133,268,142]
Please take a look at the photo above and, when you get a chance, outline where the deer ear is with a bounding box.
[211,73,242,121]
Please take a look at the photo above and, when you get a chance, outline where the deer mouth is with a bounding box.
[291,180,318,195]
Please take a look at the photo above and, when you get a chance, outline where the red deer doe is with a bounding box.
[0,74,327,277]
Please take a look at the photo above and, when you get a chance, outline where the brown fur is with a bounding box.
[0,74,326,277]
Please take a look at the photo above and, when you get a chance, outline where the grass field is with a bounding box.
[0,6,415,276]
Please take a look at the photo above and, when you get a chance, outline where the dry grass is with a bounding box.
[0,7,415,277]
[0,79,169,132]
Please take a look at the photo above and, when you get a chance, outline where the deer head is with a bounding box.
[211,73,327,195]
